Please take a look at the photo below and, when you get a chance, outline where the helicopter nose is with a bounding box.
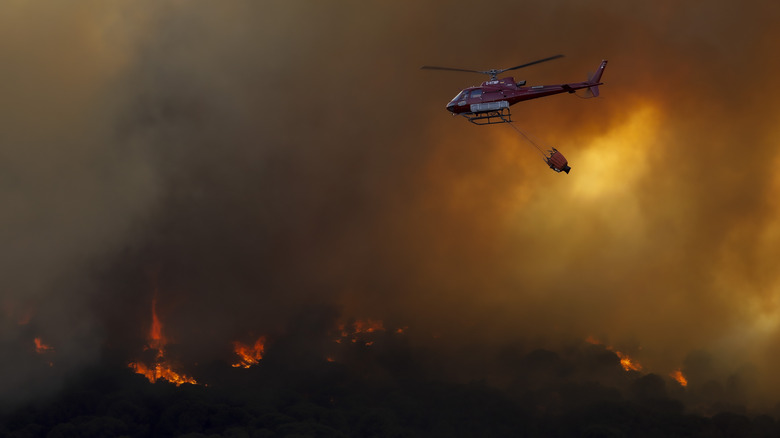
[446,102,456,112]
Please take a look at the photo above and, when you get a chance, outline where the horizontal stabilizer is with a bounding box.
[585,85,600,98]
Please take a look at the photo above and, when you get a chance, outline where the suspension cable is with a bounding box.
[507,122,548,160]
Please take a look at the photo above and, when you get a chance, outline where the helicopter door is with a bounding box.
[469,89,483,103]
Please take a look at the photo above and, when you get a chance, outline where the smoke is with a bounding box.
[3,0,780,415]
[0,1,162,402]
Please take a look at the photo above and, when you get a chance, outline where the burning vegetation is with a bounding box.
[670,368,689,387]
[585,336,687,387]
[335,318,386,346]
[586,336,643,372]
[128,297,198,386]
[615,350,643,372]
[232,336,266,368]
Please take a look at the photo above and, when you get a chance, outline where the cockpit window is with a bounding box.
[469,89,482,99]
[450,91,467,102]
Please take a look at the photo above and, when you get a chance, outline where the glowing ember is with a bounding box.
[327,318,405,361]
[335,319,386,346]
[354,319,384,333]
[34,337,53,353]
[232,336,266,368]
[129,296,198,386]
[670,369,688,387]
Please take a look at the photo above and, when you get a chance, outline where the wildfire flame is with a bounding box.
[34,337,53,354]
[34,337,55,367]
[129,297,198,386]
[586,336,643,372]
[615,351,643,372]
[232,336,266,368]
[129,361,198,386]
[670,369,688,387]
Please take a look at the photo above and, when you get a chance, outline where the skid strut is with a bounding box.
[461,107,512,125]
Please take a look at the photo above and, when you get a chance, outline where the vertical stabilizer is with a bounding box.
[585,59,607,98]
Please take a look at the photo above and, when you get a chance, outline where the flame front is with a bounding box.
[232,336,266,368]
[670,369,688,387]
[129,296,197,386]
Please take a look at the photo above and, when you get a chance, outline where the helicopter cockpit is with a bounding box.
[450,90,467,103]
[447,90,469,112]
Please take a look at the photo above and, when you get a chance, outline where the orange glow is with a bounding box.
[128,295,198,386]
[18,310,34,326]
[3,300,34,325]
[326,356,335,362]
[34,337,53,353]
[670,369,688,387]
[148,297,164,344]
[232,336,266,368]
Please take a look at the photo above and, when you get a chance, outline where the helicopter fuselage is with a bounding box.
[446,76,602,115]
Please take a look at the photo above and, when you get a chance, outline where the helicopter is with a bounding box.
[422,55,607,125]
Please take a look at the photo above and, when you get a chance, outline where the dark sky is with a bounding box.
[3,0,780,411]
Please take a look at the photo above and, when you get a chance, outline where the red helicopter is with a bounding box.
[422,55,607,125]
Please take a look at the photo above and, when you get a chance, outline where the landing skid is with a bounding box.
[461,108,512,125]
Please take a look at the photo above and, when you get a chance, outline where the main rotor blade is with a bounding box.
[420,65,483,74]
[500,54,564,73]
